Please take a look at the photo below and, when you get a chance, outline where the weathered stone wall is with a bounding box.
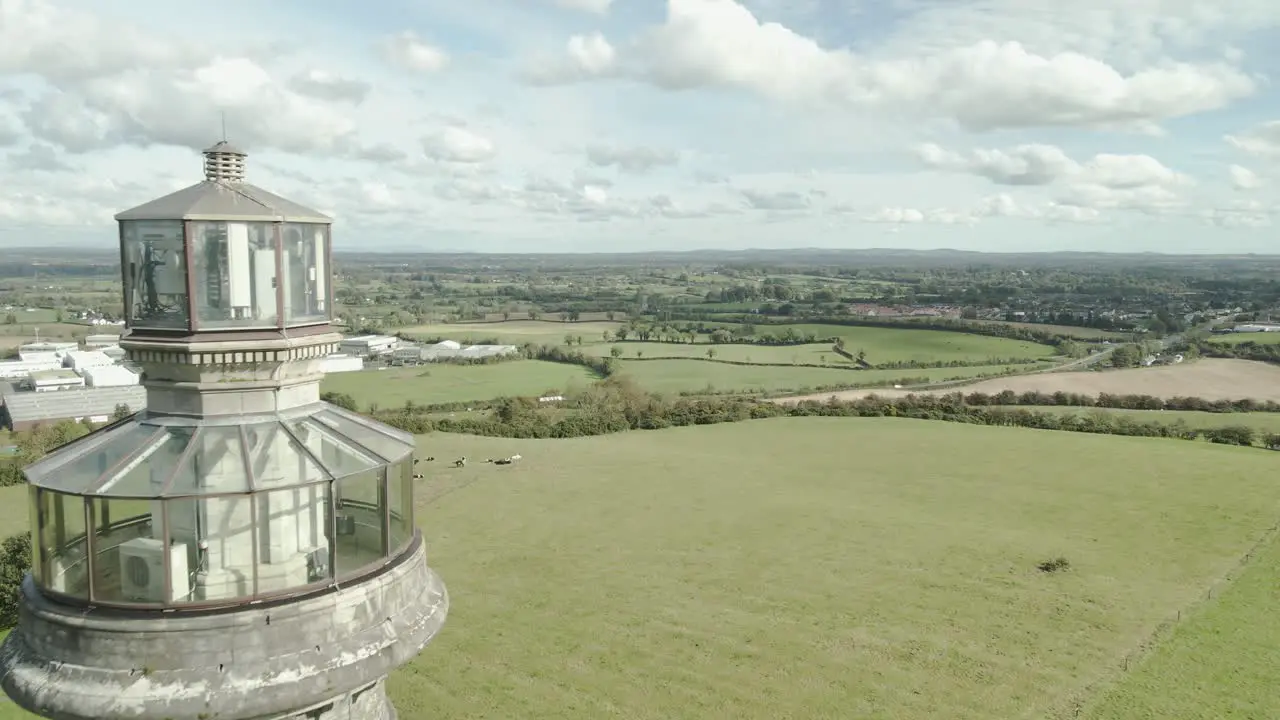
[0,537,446,720]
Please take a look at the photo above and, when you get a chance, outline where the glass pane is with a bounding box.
[334,467,387,579]
[191,221,279,329]
[166,426,249,496]
[28,487,43,586]
[255,485,333,596]
[314,409,413,463]
[121,220,189,330]
[169,494,257,603]
[281,223,327,325]
[247,422,331,490]
[39,492,88,599]
[24,422,122,488]
[89,498,156,604]
[96,426,198,496]
[33,423,162,494]
[388,458,412,551]
[289,417,380,480]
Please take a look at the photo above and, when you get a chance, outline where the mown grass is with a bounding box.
[397,321,623,346]
[319,361,600,408]
[1084,525,1280,718]
[397,320,1059,367]
[1205,332,1280,345]
[392,418,1280,719]
[614,360,1028,395]
[584,341,860,365]
[999,406,1280,435]
[736,323,1057,364]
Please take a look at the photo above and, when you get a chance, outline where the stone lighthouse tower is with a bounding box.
[0,142,448,719]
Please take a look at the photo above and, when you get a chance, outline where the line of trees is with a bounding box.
[366,376,1280,450]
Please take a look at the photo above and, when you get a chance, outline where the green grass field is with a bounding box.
[1084,521,1280,718]
[1000,406,1280,435]
[390,418,1280,718]
[398,321,623,346]
[1205,332,1280,345]
[4,419,1279,717]
[320,361,600,408]
[614,360,1026,395]
[585,341,860,365]
[738,323,1057,364]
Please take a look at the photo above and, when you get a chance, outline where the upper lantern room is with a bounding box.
[114,141,333,335]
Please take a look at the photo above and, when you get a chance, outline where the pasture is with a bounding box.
[587,341,859,365]
[730,323,1057,364]
[612,359,1025,395]
[391,417,1280,718]
[1084,521,1280,718]
[398,320,623,346]
[1205,332,1280,345]
[3,419,1277,717]
[996,406,1280,436]
[774,359,1280,404]
[319,361,599,408]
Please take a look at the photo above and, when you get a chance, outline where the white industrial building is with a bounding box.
[320,354,364,373]
[83,334,122,349]
[0,359,62,380]
[338,334,399,357]
[28,369,86,392]
[19,341,78,356]
[80,365,141,388]
[390,340,518,364]
[63,350,115,372]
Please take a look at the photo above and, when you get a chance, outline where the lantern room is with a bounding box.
[114,141,333,334]
[23,404,417,609]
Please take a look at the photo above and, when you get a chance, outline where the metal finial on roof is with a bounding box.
[203,139,247,182]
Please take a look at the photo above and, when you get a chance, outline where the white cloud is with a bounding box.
[586,144,679,173]
[422,126,497,164]
[534,0,1257,132]
[287,69,372,105]
[918,142,1194,213]
[0,0,1277,252]
[1226,121,1280,156]
[381,31,449,73]
[1229,164,1262,190]
[554,0,613,14]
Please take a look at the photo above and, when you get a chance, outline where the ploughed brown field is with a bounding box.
[770,359,1280,404]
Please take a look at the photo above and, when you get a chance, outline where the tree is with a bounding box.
[706,348,717,360]
[321,392,359,411]
[528,310,539,321]
[610,346,623,358]
[564,334,575,346]
[4,314,14,325]
[855,349,867,364]
[112,403,133,422]
[0,531,31,630]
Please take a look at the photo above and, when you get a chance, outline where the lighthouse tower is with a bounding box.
[0,141,448,719]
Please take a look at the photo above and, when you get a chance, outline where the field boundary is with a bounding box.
[1056,512,1280,719]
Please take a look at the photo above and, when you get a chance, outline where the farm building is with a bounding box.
[27,369,86,392]
[80,364,140,388]
[83,333,122,349]
[0,359,62,380]
[339,334,399,357]
[1229,323,1280,333]
[434,340,462,351]
[62,350,115,371]
[320,354,364,373]
[2,385,146,431]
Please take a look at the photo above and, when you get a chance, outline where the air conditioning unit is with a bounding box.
[118,537,190,603]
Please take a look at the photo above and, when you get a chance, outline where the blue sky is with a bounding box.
[0,0,1278,253]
